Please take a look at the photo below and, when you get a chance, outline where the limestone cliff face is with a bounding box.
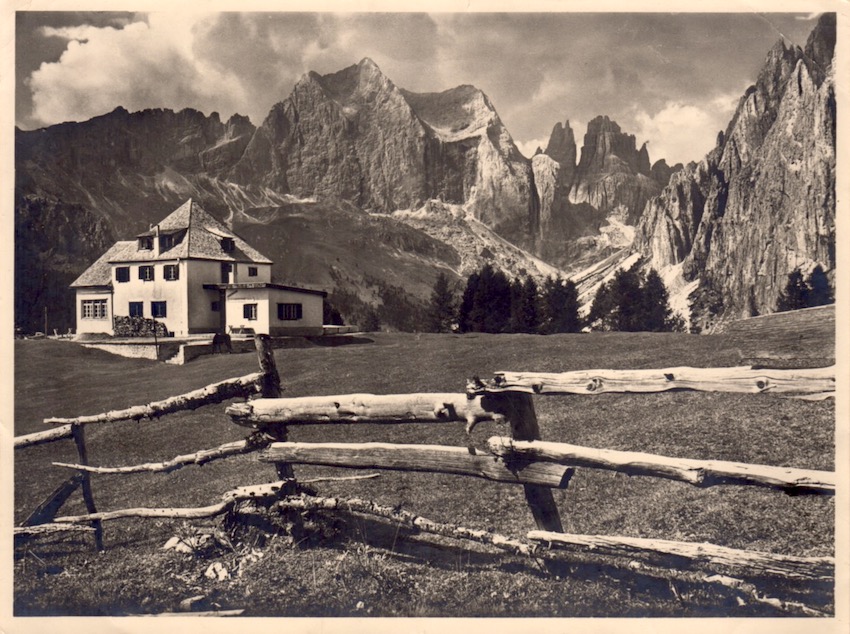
[231,58,538,244]
[15,106,270,226]
[634,13,836,325]
[570,115,660,224]
[532,116,674,271]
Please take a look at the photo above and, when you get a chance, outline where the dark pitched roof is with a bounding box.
[127,199,272,264]
[70,241,136,287]
[72,199,273,288]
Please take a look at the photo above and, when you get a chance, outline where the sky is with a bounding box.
[15,11,825,166]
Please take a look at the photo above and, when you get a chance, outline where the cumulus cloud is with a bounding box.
[631,92,741,165]
[29,14,249,126]
[19,10,820,160]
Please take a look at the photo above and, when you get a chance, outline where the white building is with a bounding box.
[71,199,326,337]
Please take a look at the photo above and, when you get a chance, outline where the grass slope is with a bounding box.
[13,333,834,616]
[234,201,461,329]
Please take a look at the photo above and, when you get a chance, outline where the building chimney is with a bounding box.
[153,224,160,257]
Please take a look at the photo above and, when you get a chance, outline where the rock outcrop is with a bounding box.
[634,13,836,328]
[230,58,539,245]
[569,116,661,224]
[532,116,677,271]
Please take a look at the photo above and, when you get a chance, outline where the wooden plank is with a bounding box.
[72,425,103,550]
[151,610,245,617]
[274,495,535,556]
[227,393,500,428]
[52,480,292,524]
[15,523,97,536]
[44,372,263,426]
[481,393,566,534]
[15,425,74,450]
[790,392,835,401]
[52,433,271,475]
[254,334,293,486]
[486,365,835,396]
[487,437,835,495]
[528,531,834,581]
[259,442,573,488]
[21,474,83,526]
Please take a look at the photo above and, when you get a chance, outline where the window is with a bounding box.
[151,301,167,318]
[248,266,258,277]
[129,301,144,317]
[221,238,235,253]
[81,299,108,319]
[243,303,258,320]
[277,303,303,321]
[138,236,154,250]
[159,234,174,251]
[139,265,155,281]
[115,267,130,283]
[164,264,180,281]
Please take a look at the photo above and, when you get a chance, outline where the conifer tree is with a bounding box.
[611,267,644,331]
[509,277,525,333]
[641,269,673,332]
[587,280,615,330]
[776,269,809,312]
[426,272,457,333]
[542,276,581,333]
[806,265,833,307]
[518,276,540,333]
[458,271,480,332]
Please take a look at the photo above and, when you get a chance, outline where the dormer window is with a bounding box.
[159,234,174,251]
[139,236,154,250]
[221,238,235,253]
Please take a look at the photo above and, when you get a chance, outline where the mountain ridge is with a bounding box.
[14,17,836,334]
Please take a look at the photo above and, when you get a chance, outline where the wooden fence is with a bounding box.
[14,335,836,615]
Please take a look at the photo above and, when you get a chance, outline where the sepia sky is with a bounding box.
[16,11,824,166]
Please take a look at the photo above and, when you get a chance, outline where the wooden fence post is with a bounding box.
[479,390,569,575]
[254,335,296,492]
[494,393,567,533]
[71,424,103,550]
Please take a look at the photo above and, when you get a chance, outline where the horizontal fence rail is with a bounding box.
[487,437,835,495]
[484,365,835,396]
[43,372,263,426]
[528,531,834,581]
[259,441,574,488]
[15,424,74,450]
[227,393,501,427]
[52,433,273,475]
[17,342,835,616]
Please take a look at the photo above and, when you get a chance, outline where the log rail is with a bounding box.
[16,351,836,615]
[483,365,835,396]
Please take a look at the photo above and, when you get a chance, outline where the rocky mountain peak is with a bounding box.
[544,120,577,168]
[577,115,651,177]
[803,13,836,85]
[401,84,496,137]
[634,14,835,329]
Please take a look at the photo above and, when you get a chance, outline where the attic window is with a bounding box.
[159,234,174,250]
[139,236,154,250]
[221,238,235,253]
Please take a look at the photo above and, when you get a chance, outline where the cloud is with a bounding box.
[515,137,549,160]
[631,94,741,165]
[28,15,249,126]
[20,11,820,159]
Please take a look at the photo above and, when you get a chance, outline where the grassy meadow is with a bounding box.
[13,331,835,616]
